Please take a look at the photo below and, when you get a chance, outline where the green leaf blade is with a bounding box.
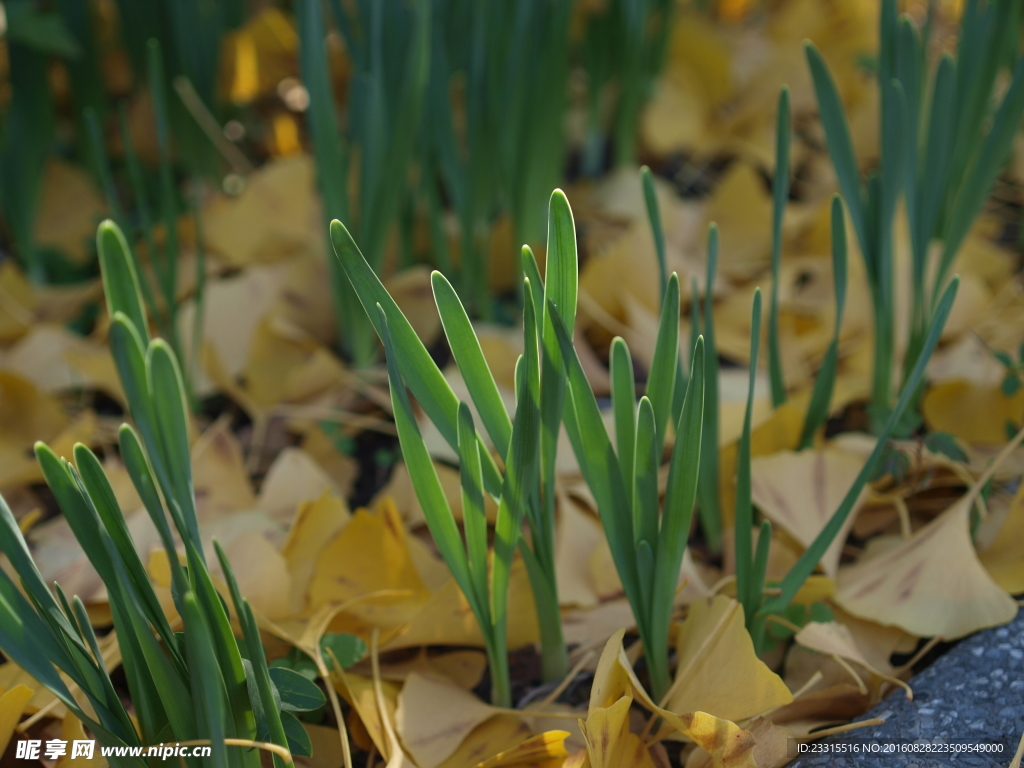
[432,271,512,456]
[765,277,960,617]
[457,402,489,620]
[734,289,763,621]
[377,306,479,622]
[769,86,791,408]
[610,337,637,505]
[330,219,503,495]
[97,221,150,346]
[805,42,867,256]
[646,273,680,446]
[633,397,660,551]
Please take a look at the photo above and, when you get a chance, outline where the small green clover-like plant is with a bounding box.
[267,634,364,732]
[866,430,968,485]
[922,431,969,465]
[870,443,913,484]
[992,343,1024,397]
[320,633,368,671]
[265,668,326,756]
[270,647,320,682]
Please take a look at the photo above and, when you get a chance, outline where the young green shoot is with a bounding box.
[799,195,848,450]
[300,0,429,365]
[805,36,901,431]
[692,224,722,553]
[768,86,791,409]
[581,0,675,168]
[551,279,705,702]
[806,0,1024,430]
[86,41,210,405]
[376,290,540,707]
[0,7,73,281]
[329,191,581,688]
[747,277,960,651]
[734,289,765,632]
[642,165,688,426]
[0,220,320,767]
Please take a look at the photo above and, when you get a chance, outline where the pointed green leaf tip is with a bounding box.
[97,219,149,346]
[544,188,578,332]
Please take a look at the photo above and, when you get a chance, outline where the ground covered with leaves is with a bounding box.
[2,1,1024,768]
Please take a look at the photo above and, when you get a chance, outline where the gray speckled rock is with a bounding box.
[788,610,1024,767]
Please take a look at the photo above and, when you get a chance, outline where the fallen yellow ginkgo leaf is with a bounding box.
[664,595,793,723]
[57,715,109,768]
[836,495,1017,639]
[396,672,499,768]
[702,164,773,280]
[922,380,1024,446]
[751,448,868,576]
[281,490,352,615]
[308,499,433,631]
[0,684,34,758]
[794,620,911,699]
[333,669,398,760]
[475,729,570,768]
[434,715,533,768]
[202,155,323,268]
[387,558,539,651]
[687,716,794,768]
[580,696,657,768]
[589,629,756,768]
[980,482,1024,594]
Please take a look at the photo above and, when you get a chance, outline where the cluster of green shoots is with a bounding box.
[298,0,429,365]
[674,88,845,557]
[732,263,957,655]
[333,187,699,704]
[805,0,1024,432]
[656,73,960,652]
[0,221,325,768]
[0,0,244,282]
[86,39,208,403]
[3,0,676,368]
[763,87,848,450]
[0,0,1013,746]
[335,150,959,702]
[300,0,677,360]
[331,193,579,705]
[581,0,675,170]
[331,0,984,697]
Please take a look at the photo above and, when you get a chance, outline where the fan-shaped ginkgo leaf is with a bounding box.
[835,497,1017,639]
[751,448,867,576]
[794,621,910,699]
[980,483,1024,594]
[665,595,793,723]
[589,629,757,767]
[581,696,658,768]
